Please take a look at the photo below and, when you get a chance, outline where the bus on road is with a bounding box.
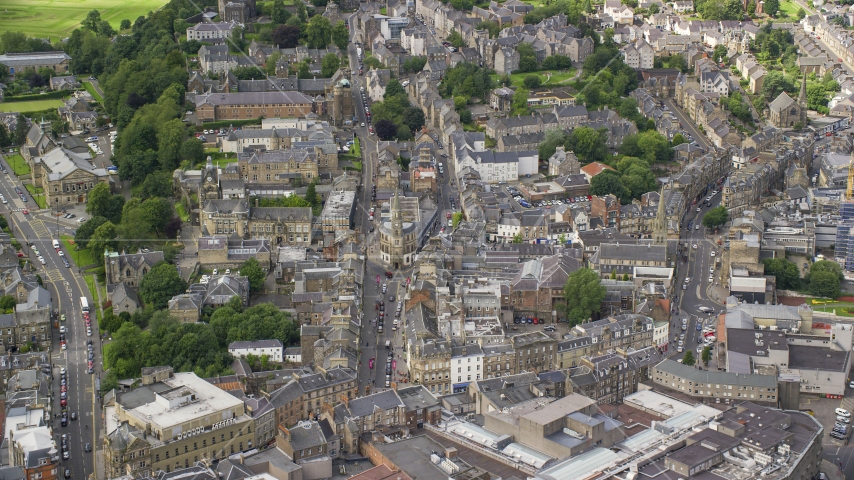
[80,296,90,313]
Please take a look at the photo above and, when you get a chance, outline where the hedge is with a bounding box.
[4,90,72,102]
[198,117,264,131]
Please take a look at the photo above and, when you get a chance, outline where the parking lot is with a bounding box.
[803,393,854,446]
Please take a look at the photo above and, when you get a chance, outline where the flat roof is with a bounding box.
[536,447,621,480]
[788,344,850,371]
[623,390,700,419]
[122,372,245,433]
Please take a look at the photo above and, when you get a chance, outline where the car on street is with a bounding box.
[21,209,28,215]
[692,244,698,249]
[64,469,71,479]
[836,408,851,417]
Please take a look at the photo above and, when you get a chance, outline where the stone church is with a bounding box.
[768,76,807,129]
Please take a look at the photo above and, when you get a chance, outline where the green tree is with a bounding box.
[384,79,406,98]
[306,15,332,49]
[567,126,608,163]
[82,10,102,32]
[477,20,501,38]
[764,0,779,15]
[538,128,569,161]
[139,262,188,309]
[562,268,606,325]
[523,75,542,89]
[86,183,124,223]
[510,87,530,115]
[402,56,427,72]
[140,197,173,235]
[452,211,463,228]
[272,0,289,24]
[402,107,425,133]
[305,181,318,209]
[120,19,131,30]
[809,260,844,281]
[682,350,695,366]
[447,30,464,48]
[517,42,539,72]
[459,109,473,124]
[140,171,172,200]
[512,233,523,243]
[181,138,205,165]
[0,295,16,313]
[88,221,118,256]
[590,170,627,201]
[320,53,340,77]
[724,0,743,19]
[796,7,806,19]
[332,21,349,51]
[713,45,728,63]
[231,66,267,80]
[702,205,729,229]
[809,270,841,298]
[763,258,800,290]
[241,257,267,292]
[702,346,712,364]
[74,217,108,249]
[671,133,688,146]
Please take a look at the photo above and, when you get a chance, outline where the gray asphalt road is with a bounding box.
[0,154,98,480]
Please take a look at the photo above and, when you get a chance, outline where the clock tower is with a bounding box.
[200,156,220,201]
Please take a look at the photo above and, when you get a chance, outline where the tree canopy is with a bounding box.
[702,205,729,229]
[562,268,605,324]
[139,261,188,309]
[763,258,800,290]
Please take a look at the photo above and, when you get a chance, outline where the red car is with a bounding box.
[16,252,23,257]
[446,212,451,219]
[60,385,67,393]
[385,271,394,278]
[21,209,28,215]
[60,399,67,407]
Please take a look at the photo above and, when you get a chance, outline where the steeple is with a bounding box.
[798,73,807,107]
[391,188,403,236]
[653,187,667,247]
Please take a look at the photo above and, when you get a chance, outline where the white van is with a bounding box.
[52,239,60,250]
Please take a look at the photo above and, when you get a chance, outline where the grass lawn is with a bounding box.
[83,274,102,322]
[778,0,802,17]
[491,69,578,88]
[0,0,170,39]
[24,184,46,209]
[61,235,98,268]
[5,154,31,177]
[0,98,64,114]
[352,137,361,156]
[175,203,189,222]
[802,297,854,316]
[83,82,103,103]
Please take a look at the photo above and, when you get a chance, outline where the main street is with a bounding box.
[0,153,99,480]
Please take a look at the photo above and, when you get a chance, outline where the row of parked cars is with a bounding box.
[833,408,851,440]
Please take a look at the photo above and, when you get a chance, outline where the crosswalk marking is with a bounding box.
[29,219,49,239]
[46,269,64,283]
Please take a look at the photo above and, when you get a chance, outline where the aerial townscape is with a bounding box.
[9,0,854,478]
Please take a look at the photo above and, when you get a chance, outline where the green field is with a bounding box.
[0,0,170,39]
[777,0,802,16]
[61,235,98,268]
[83,82,103,103]
[491,69,578,89]
[5,154,31,177]
[0,98,64,114]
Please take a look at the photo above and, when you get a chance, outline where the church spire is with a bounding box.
[391,188,403,236]
[653,187,667,247]
[798,73,807,107]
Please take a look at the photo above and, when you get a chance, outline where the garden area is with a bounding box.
[23,184,46,208]
[61,235,98,268]
[4,154,31,177]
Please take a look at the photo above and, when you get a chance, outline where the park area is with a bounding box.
[0,99,64,114]
[492,69,578,89]
[0,0,169,38]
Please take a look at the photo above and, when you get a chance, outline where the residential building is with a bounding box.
[186,22,237,41]
[3,406,58,480]
[571,314,655,352]
[228,340,284,362]
[320,190,356,234]
[652,359,779,405]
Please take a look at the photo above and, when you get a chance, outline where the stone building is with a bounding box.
[768,76,806,128]
[104,250,165,288]
[379,191,418,269]
[548,146,580,177]
[511,331,557,373]
[31,147,111,207]
[200,199,313,247]
[197,236,272,270]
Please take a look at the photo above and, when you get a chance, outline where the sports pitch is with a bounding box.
[0,0,171,39]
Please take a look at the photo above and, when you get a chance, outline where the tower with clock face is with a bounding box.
[200,156,220,201]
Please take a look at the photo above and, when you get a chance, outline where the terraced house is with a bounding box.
[194,92,315,122]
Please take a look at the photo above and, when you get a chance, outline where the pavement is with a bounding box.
[0,154,98,480]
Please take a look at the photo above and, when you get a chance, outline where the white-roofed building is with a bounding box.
[228,339,284,362]
[31,147,111,208]
[187,21,237,41]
